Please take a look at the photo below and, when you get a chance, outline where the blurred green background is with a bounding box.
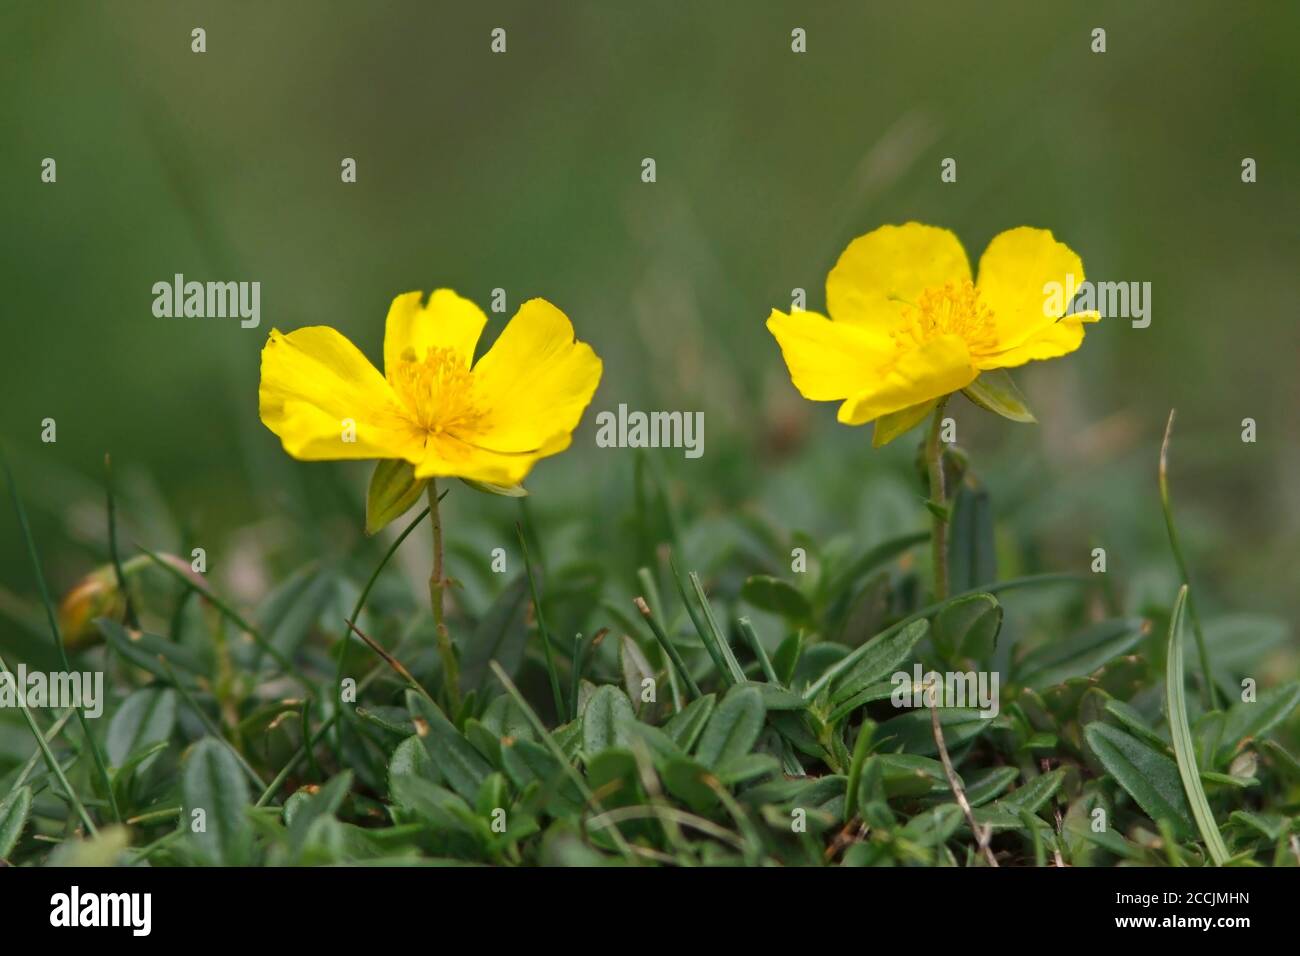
[3,0,1298,656]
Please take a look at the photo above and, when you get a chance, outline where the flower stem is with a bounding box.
[925,397,951,601]
[427,480,461,712]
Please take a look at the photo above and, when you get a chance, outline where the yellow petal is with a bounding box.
[468,298,603,454]
[766,308,893,401]
[837,335,976,425]
[827,223,972,328]
[977,311,1099,370]
[414,434,559,487]
[383,289,488,379]
[975,227,1086,352]
[259,327,422,461]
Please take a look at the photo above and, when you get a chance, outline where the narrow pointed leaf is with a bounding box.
[1165,586,1230,864]
[963,369,1036,423]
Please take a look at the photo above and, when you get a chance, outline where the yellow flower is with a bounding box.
[259,291,602,486]
[767,223,1100,444]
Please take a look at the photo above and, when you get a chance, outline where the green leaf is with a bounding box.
[741,575,812,621]
[660,757,718,813]
[479,693,536,743]
[873,399,938,448]
[388,761,474,834]
[458,574,531,691]
[830,619,930,709]
[619,635,656,714]
[1204,615,1290,695]
[0,786,32,858]
[974,768,1065,830]
[581,685,636,756]
[1261,740,1300,781]
[844,721,875,821]
[962,369,1036,423]
[459,477,528,497]
[1003,769,1066,815]
[876,753,951,797]
[695,686,765,768]
[366,459,428,535]
[388,734,441,790]
[736,681,807,711]
[288,771,353,855]
[475,772,511,821]
[662,694,716,751]
[621,720,686,762]
[947,485,997,595]
[97,618,208,682]
[1216,681,1300,766]
[1165,586,1230,865]
[501,739,583,816]
[772,633,803,686]
[961,766,1020,807]
[1084,721,1194,836]
[407,690,491,801]
[1015,618,1147,689]
[1228,810,1286,841]
[902,803,964,846]
[875,708,990,757]
[715,753,780,787]
[933,593,1002,660]
[183,737,252,865]
[255,565,337,664]
[585,749,639,808]
[827,680,902,725]
[107,687,176,770]
[822,531,928,611]
[1103,698,1168,750]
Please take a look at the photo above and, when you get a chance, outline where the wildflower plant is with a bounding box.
[258,289,601,707]
[769,222,1101,600]
[1,242,1295,875]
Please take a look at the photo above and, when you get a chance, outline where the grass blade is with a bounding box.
[137,542,295,675]
[334,504,431,712]
[666,554,732,683]
[688,572,745,683]
[103,453,139,628]
[1159,410,1218,709]
[2,449,120,824]
[737,617,780,685]
[0,652,97,835]
[488,661,635,862]
[1165,584,1230,865]
[516,523,565,720]
[804,573,1085,700]
[634,597,701,698]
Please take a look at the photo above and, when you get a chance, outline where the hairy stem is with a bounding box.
[427,480,460,712]
[928,678,997,867]
[925,397,951,600]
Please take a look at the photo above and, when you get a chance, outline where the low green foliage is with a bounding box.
[1,432,1297,869]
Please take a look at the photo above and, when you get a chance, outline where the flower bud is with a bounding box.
[57,566,125,649]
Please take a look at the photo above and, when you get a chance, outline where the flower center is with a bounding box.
[891,280,997,355]
[391,346,487,438]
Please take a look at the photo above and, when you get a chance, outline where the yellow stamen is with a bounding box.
[891,280,997,355]
[390,347,487,438]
